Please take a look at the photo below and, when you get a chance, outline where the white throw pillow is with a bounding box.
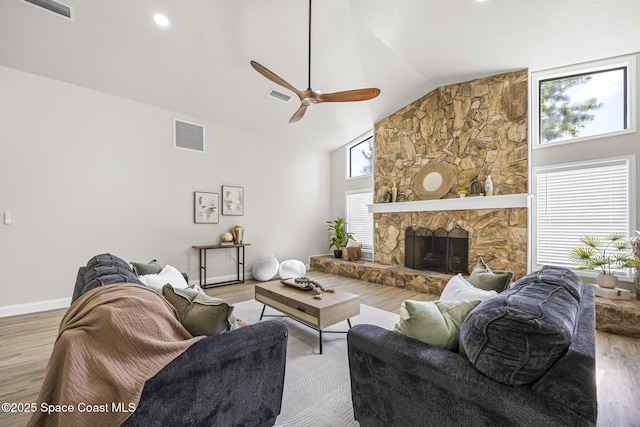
[139,264,190,293]
[440,273,497,302]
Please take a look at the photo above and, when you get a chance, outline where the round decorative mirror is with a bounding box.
[414,163,454,200]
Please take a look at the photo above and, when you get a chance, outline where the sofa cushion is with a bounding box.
[163,284,234,336]
[394,299,481,351]
[468,257,514,292]
[130,259,163,276]
[460,265,583,386]
[440,274,498,302]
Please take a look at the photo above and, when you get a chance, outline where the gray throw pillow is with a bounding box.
[468,257,514,292]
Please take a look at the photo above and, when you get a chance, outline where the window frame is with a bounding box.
[530,55,636,149]
[346,132,374,179]
[531,154,637,281]
[345,188,374,253]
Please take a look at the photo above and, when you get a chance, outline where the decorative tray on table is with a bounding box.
[280,277,334,298]
[280,277,317,291]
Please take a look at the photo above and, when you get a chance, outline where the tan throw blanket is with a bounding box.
[28,284,204,427]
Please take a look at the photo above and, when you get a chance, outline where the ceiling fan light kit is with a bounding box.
[250,0,380,123]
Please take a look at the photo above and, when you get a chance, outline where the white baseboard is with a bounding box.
[0,297,71,318]
[1,271,259,318]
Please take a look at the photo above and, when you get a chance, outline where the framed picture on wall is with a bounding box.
[222,185,244,216]
[194,192,219,223]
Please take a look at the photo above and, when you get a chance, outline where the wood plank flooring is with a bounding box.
[0,271,637,426]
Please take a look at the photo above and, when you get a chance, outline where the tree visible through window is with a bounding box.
[348,135,373,178]
[533,56,634,146]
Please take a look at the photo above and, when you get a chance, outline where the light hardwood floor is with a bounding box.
[0,271,638,426]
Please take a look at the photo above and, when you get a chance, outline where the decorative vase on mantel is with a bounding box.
[597,273,618,289]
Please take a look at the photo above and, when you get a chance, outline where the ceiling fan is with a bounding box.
[250,0,380,123]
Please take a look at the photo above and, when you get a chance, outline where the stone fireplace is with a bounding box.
[405,226,469,274]
[372,69,529,279]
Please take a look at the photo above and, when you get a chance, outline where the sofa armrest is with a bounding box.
[123,321,287,427]
[348,324,594,427]
[532,285,597,422]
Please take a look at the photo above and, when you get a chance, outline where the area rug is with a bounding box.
[232,299,399,427]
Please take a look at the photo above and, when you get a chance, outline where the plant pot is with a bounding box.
[597,273,618,289]
[334,249,343,258]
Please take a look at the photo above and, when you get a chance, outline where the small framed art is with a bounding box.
[194,192,219,223]
[222,185,244,216]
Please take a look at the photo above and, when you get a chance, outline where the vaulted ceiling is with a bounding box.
[2,0,639,151]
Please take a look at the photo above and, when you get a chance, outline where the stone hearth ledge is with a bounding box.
[310,255,640,338]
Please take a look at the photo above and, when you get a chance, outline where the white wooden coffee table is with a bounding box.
[255,281,360,353]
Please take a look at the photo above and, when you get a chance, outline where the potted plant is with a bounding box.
[326,217,354,258]
[569,232,640,288]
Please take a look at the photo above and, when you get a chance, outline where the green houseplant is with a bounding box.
[326,217,354,258]
[569,232,640,288]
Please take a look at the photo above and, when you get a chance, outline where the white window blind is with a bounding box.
[533,156,634,277]
[346,190,373,251]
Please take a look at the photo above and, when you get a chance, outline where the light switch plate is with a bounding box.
[4,211,11,225]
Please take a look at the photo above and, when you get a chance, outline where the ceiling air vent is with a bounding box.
[174,119,205,153]
[22,0,74,20]
[268,89,292,103]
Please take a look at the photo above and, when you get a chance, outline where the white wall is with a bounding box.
[0,66,330,312]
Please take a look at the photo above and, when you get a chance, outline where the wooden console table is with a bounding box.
[192,243,250,288]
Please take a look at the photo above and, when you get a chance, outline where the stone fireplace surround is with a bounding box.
[372,69,529,280]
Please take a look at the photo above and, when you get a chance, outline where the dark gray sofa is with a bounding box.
[348,266,597,427]
[72,254,288,427]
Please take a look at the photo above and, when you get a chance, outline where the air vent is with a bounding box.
[268,89,292,103]
[22,0,74,20]
[174,119,205,153]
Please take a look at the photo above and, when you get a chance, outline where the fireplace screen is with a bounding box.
[405,226,469,274]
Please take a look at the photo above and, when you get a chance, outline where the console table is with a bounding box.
[192,243,250,288]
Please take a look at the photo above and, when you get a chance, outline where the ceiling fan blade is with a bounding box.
[316,88,381,103]
[250,60,303,98]
[289,104,308,123]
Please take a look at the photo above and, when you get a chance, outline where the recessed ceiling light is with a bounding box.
[153,13,169,27]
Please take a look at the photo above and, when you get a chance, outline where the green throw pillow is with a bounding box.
[162,284,234,336]
[394,299,481,351]
[468,257,514,292]
[130,259,163,276]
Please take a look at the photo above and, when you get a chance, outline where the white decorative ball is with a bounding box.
[252,255,279,281]
[221,232,234,242]
[278,259,306,279]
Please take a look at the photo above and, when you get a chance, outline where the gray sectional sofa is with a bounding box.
[69,254,288,427]
[348,265,597,427]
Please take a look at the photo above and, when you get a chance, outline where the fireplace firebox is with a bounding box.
[405,227,469,274]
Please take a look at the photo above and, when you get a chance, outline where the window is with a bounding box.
[346,190,373,252]
[347,134,373,178]
[532,155,636,279]
[531,55,636,147]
